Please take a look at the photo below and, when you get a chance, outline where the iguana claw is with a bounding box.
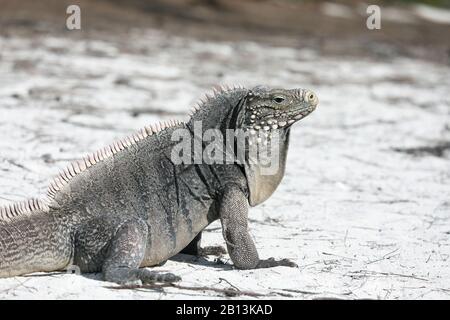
[257,257,298,268]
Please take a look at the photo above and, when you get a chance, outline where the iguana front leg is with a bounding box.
[180,232,227,256]
[219,184,298,269]
[102,218,181,285]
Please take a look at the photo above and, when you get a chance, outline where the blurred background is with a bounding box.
[1,0,450,63]
[0,0,449,299]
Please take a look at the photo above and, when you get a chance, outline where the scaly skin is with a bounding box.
[0,85,318,284]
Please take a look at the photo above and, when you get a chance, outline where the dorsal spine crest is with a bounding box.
[0,85,244,222]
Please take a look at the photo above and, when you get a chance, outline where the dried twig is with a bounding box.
[347,270,428,282]
[107,282,266,297]
[366,248,399,265]
[322,252,357,261]
[218,277,240,291]
[272,287,353,297]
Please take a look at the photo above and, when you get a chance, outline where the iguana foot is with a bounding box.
[102,219,181,285]
[257,258,298,268]
[105,269,181,285]
[198,245,227,256]
[139,269,182,283]
[180,232,227,257]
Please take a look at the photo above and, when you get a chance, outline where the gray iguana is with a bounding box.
[0,85,318,284]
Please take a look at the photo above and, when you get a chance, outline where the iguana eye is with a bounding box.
[273,97,285,103]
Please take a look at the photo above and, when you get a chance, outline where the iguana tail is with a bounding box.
[0,199,72,277]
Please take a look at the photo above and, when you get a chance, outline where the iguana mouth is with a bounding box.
[291,107,315,120]
[257,106,315,128]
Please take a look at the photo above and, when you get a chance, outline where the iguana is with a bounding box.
[0,85,318,285]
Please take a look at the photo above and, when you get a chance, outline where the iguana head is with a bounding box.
[188,85,318,133]
[243,86,318,133]
[187,85,319,206]
[239,86,319,206]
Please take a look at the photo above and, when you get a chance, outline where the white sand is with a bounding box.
[0,29,449,299]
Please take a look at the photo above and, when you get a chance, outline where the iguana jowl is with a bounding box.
[0,86,318,284]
